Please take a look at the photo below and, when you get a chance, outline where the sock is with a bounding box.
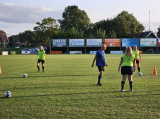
[138,67,140,72]
[42,66,44,71]
[98,75,102,83]
[129,81,133,90]
[37,66,40,70]
[121,81,125,90]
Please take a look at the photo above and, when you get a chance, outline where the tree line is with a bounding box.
[9,5,156,46]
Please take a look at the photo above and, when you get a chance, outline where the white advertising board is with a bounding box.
[52,39,67,47]
[140,38,157,47]
[70,51,82,54]
[2,51,8,55]
[21,51,31,54]
[110,51,123,54]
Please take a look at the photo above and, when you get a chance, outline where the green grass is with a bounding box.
[0,54,160,119]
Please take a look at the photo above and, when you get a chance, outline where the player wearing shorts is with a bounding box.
[36,46,46,72]
[118,47,136,91]
[91,44,108,86]
[133,46,142,73]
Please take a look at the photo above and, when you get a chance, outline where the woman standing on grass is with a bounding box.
[133,46,142,73]
[36,46,46,72]
[118,47,136,92]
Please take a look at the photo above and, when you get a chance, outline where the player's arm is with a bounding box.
[105,60,108,66]
[44,53,46,56]
[133,59,136,71]
[36,54,39,59]
[118,58,123,72]
[139,53,142,60]
[91,56,97,68]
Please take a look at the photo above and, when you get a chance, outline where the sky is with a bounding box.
[0,0,160,36]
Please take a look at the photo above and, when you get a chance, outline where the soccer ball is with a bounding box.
[23,73,27,78]
[4,91,11,98]
[138,72,142,76]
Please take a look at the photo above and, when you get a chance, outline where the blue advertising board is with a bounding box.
[122,38,138,47]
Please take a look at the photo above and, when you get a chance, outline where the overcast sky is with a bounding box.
[0,0,160,36]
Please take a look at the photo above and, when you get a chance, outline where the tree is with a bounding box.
[108,30,117,38]
[157,26,160,38]
[34,17,59,45]
[19,30,36,46]
[92,11,144,38]
[96,28,107,38]
[58,5,90,32]
[115,11,144,37]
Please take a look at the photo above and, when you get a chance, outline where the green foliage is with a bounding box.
[0,54,160,118]
[9,7,146,44]
[19,30,36,46]
[58,5,90,32]
[108,30,117,38]
[96,28,107,38]
[88,33,94,38]
[93,11,144,38]
[34,17,59,45]
[157,26,160,38]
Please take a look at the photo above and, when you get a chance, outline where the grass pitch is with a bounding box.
[0,54,160,119]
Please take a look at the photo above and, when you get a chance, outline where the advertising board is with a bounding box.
[69,39,84,47]
[104,39,120,47]
[122,38,138,47]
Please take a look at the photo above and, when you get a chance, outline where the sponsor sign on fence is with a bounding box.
[69,39,84,47]
[90,51,97,54]
[122,38,138,47]
[21,51,31,54]
[140,38,157,47]
[52,39,67,47]
[110,51,123,54]
[104,39,120,47]
[2,51,8,55]
[70,51,82,54]
[86,39,102,47]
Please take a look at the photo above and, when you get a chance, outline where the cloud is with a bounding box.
[0,2,63,24]
[0,21,36,35]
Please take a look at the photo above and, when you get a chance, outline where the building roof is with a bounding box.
[0,30,8,42]
[139,31,158,38]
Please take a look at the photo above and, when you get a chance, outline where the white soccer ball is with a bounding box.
[23,73,27,78]
[138,72,142,76]
[4,91,11,98]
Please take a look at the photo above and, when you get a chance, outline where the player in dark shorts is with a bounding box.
[133,46,142,73]
[36,46,46,72]
[91,44,108,86]
[118,47,136,92]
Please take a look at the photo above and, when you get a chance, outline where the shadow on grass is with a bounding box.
[0,91,159,99]
[0,91,118,99]
[0,74,95,80]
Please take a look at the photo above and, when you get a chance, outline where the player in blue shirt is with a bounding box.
[91,44,108,86]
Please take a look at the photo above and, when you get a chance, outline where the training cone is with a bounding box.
[153,66,157,75]
[0,66,2,74]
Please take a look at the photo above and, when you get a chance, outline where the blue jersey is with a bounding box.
[96,49,106,66]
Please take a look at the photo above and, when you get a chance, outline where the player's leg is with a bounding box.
[37,60,40,72]
[42,60,45,72]
[97,66,104,86]
[121,66,127,91]
[128,75,133,91]
[137,62,140,73]
[121,75,126,91]
[128,66,134,91]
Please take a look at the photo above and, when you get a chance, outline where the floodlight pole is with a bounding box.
[149,11,150,31]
